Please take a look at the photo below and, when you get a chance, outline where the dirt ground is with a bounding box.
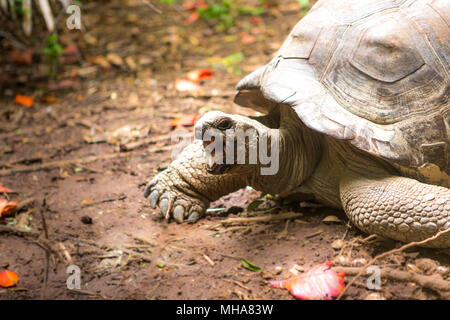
[0,0,449,300]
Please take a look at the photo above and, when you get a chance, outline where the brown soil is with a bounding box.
[0,0,448,300]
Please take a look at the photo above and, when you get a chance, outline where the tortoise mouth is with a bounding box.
[206,163,232,175]
[203,140,234,175]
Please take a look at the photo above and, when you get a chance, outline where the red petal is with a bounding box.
[0,185,14,193]
[170,114,198,127]
[269,261,345,300]
[174,79,202,92]
[185,68,214,82]
[0,270,19,288]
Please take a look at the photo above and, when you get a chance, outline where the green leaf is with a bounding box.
[297,0,310,8]
[247,199,264,211]
[241,259,261,272]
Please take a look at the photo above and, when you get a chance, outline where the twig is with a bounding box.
[305,229,323,239]
[39,199,49,300]
[203,254,215,266]
[0,225,153,262]
[67,288,109,300]
[71,194,127,212]
[0,152,133,176]
[337,228,450,299]
[334,266,450,294]
[208,212,304,229]
[142,0,162,14]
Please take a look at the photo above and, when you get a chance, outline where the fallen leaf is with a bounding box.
[182,0,208,11]
[270,261,345,300]
[40,96,60,103]
[240,32,256,44]
[184,11,199,25]
[0,199,18,217]
[241,259,261,272]
[0,186,14,193]
[8,49,32,65]
[250,16,262,24]
[80,199,93,206]
[170,114,198,127]
[14,94,34,107]
[174,79,202,92]
[87,55,111,68]
[185,68,214,82]
[0,270,19,288]
[106,53,124,67]
[125,56,137,71]
[322,215,341,224]
[247,199,264,211]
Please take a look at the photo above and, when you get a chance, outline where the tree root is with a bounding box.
[337,228,450,299]
[334,266,450,294]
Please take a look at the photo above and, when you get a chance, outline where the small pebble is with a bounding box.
[81,215,93,224]
[331,239,344,250]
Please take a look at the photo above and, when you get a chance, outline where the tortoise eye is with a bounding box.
[217,118,233,130]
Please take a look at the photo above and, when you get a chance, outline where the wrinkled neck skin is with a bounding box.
[246,106,323,195]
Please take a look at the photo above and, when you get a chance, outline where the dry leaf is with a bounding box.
[270,261,345,300]
[174,79,202,92]
[170,114,198,127]
[14,95,34,107]
[185,68,214,82]
[0,199,18,217]
[106,53,124,67]
[8,49,33,65]
[40,96,60,103]
[0,270,19,288]
[184,12,200,25]
[322,215,341,224]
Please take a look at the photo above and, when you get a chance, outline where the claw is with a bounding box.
[173,205,185,223]
[187,211,200,223]
[160,198,169,217]
[144,180,156,197]
[149,190,159,208]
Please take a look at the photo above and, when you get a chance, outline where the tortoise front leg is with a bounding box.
[144,140,247,223]
[340,174,450,247]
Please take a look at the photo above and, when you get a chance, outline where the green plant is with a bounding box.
[197,0,265,32]
[297,0,310,15]
[208,52,243,75]
[42,33,63,77]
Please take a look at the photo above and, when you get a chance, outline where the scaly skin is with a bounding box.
[340,174,450,247]
[145,108,450,247]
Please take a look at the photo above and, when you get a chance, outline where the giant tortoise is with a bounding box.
[145,0,449,247]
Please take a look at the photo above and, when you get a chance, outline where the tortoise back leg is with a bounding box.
[340,174,450,247]
[144,140,247,223]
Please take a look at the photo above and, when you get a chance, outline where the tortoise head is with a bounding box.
[195,111,278,176]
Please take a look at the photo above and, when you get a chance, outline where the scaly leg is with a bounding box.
[340,174,450,247]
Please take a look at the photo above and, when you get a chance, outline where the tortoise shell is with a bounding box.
[234,0,449,186]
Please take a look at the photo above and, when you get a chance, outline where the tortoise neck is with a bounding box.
[249,106,323,194]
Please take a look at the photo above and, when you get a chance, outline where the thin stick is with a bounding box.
[337,228,450,299]
[334,266,450,293]
[39,199,49,300]
[208,212,304,229]
[142,0,162,14]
